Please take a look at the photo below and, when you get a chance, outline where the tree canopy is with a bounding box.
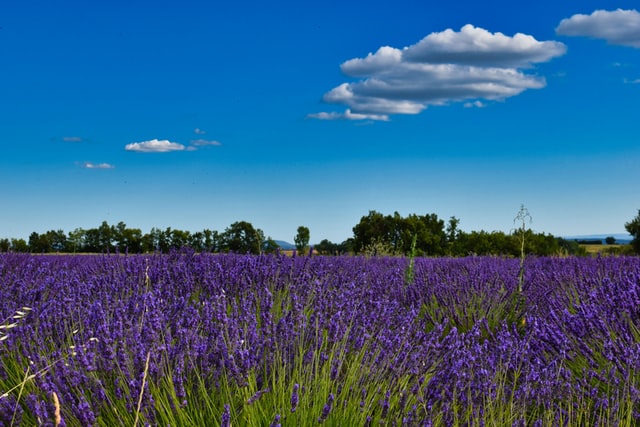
[1,209,635,257]
[294,226,310,254]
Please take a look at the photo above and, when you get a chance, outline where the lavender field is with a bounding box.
[1,252,639,426]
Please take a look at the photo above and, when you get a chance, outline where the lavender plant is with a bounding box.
[0,252,639,426]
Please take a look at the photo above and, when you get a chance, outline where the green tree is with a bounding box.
[157,227,172,252]
[446,216,462,255]
[113,221,128,251]
[352,210,393,254]
[84,228,101,252]
[29,232,52,252]
[315,239,340,255]
[10,238,29,252]
[625,209,640,254]
[98,221,114,252]
[556,238,587,256]
[120,227,143,253]
[262,236,279,254]
[456,230,495,255]
[68,228,86,253]
[189,231,205,252]
[352,210,446,256]
[294,226,310,254]
[47,229,67,252]
[352,210,401,254]
[526,232,560,256]
[139,230,156,252]
[338,238,355,255]
[605,236,616,245]
[170,228,191,249]
[221,221,264,254]
[446,216,460,242]
[402,213,447,256]
[202,229,220,252]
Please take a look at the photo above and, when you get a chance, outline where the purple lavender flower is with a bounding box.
[318,393,334,423]
[360,387,367,410]
[247,388,270,405]
[269,414,281,427]
[290,383,299,413]
[380,390,390,419]
[75,399,95,426]
[221,403,231,427]
[1,395,23,426]
[25,394,47,425]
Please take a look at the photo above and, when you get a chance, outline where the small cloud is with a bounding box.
[556,9,640,48]
[307,109,390,121]
[307,111,342,120]
[78,162,115,169]
[63,136,84,142]
[194,128,207,135]
[125,139,186,153]
[190,139,222,147]
[624,77,640,84]
[463,100,487,108]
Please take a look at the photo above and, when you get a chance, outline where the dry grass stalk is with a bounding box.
[11,366,32,426]
[52,391,61,427]
[133,351,151,427]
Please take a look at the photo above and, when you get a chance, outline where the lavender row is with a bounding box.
[1,252,639,425]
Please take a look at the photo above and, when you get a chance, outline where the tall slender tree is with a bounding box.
[294,226,310,254]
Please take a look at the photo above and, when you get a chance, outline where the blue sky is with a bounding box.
[1,0,639,243]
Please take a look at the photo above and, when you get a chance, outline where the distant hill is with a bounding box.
[562,234,632,244]
[274,240,296,250]
[275,236,635,248]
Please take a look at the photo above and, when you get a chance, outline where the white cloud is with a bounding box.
[63,136,83,142]
[340,46,403,77]
[312,25,566,118]
[125,139,186,153]
[190,139,222,147]
[307,111,341,120]
[194,128,207,135]
[556,9,640,48]
[307,109,390,121]
[464,100,487,108]
[79,162,115,169]
[404,24,567,68]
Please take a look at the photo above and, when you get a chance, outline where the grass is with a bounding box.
[580,244,631,255]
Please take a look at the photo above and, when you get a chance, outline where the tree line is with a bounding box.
[1,209,638,256]
[0,220,278,255]
[341,210,589,257]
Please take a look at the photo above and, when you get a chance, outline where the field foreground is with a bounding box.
[1,252,639,426]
